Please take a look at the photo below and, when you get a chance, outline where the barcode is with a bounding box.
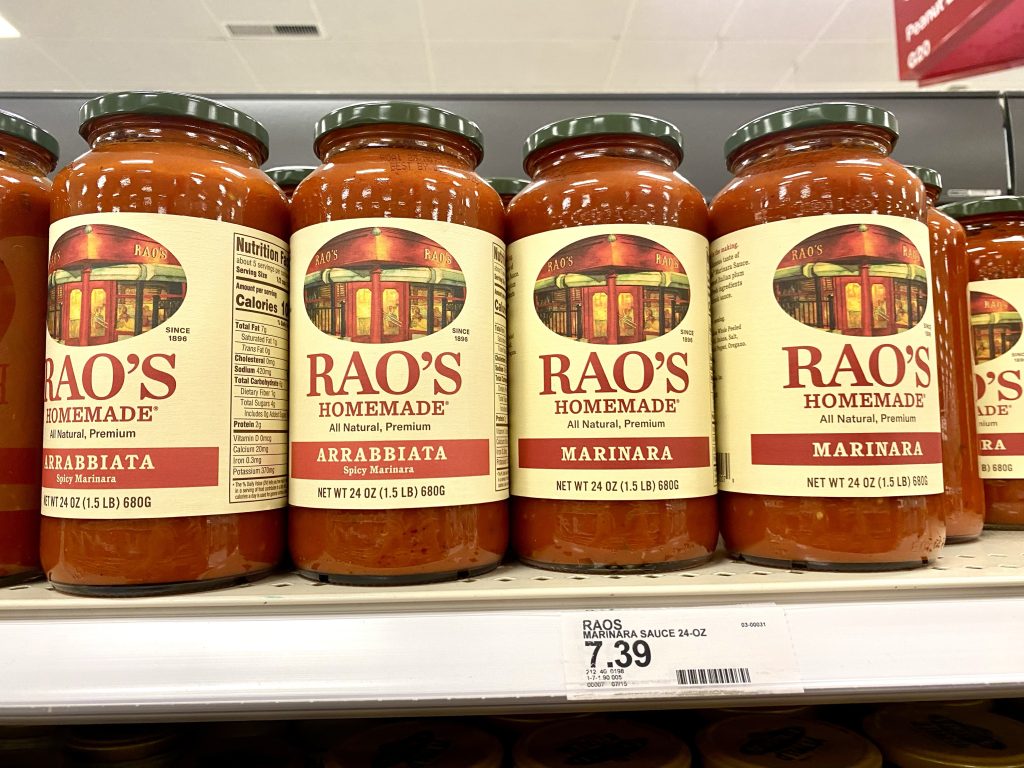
[716,452,731,482]
[675,667,751,686]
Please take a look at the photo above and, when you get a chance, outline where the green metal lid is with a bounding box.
[939,195,1024,220]
[487,177,530,196]
[265,165,315,187]
[724,102,899,163]
[0,109,58,164]
[79,91,270,159]
[314,101,484,157]
[904,164,942,192]
[523,113,683,163]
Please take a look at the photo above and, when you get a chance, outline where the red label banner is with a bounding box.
[978,433,1024,456]
[895,0,1024,83]
[751,433,942,466]
[291,439,490,480]
[518,437,711,470]
[41,447,219,489]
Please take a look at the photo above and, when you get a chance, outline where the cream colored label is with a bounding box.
[968,278,1024,478]
[712,214,942,497]
[289,218,508,509]
[42,213,289,519]
[509,224,716,501]
[0,236,46,512]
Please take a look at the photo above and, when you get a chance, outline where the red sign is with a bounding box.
[41,447,219,489]
[895,0,1024,84]
[978,433,1024,455]
[291,439,490,480]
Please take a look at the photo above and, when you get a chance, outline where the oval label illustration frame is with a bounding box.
[773,223,928,337]
[532,233,691,345]
[47,224,187,347]
[971,290,1023,363]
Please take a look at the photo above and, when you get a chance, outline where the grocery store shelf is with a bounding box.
[2,532,1024,723]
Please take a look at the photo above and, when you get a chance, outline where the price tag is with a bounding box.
[561,604,802,700]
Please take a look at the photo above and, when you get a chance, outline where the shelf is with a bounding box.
[2,532,1023,723]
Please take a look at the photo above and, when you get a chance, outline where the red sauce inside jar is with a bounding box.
[0,114,57,585]
[507,115,718,573]
[289,102,508,584]
[41,93,287,595]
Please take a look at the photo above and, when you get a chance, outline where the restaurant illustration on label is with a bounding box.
[533,233,690,345]
[47,224,187,347]
[970,291,1022,363]
[303,226,465,344]
[773,222,928,337]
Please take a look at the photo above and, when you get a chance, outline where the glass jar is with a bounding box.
[696,715,882,768]
[710,103,945,570]
[289,101,508,584]
[327,720,503,768]
[506,114,718,573]
[864,706,1024,767]
[66,726,184,767]
[486,176,529,208]
[513,717,691,768]
[941,196,1024,529]
[42,91,288,596]
[905,165,984,542]
[0,111,57,586]
[265,165,315,200]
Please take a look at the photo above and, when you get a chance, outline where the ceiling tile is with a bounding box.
[818,0,894,41]
[697,41,806,90]
[606,40,715,92]
[723,0,846,42]
[0,0,221,39]
[422,0,629,41]
[234,38,432,92]
[313,0,424,41]
[0,39,82,90]
[430,39,617,92]
[203,0,317,24]
[50,39,258,92]
[793,41,898,84]
[625,0,738,40]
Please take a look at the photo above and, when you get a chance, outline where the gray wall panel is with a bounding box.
[1007,93,1023,193]
[0,93,1010,202]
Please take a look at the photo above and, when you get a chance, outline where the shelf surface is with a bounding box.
[2,532,1023,722]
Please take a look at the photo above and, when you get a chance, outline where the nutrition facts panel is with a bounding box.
[229,232,289,504]
[493,242,510,492]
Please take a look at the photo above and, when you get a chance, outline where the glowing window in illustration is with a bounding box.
[68,288,81,339]
[382,288,400,337]
[845,283,862,328]
[872,283,889,329]
[410,286,428,335]
[355,288,371,337]
[618,291,635,337]
[592,291,608,338]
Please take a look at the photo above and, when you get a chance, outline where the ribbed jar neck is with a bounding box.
[728,125,895,175]
[83,114,265,167]
[961,213,1024,237]
[0,133,55,176]
[317,125,481,170]
[525,135,681,179]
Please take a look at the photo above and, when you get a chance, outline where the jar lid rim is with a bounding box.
[904,164,942,192]
[939,195,1024,219]
[264,165,316,186]
[486,176,530,195]
[724,102,899,162]
[313,101,484,159]
[79,91,270,160]
[0,108,59,165]
[522,113,683,166]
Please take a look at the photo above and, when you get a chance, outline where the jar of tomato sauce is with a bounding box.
[0,111,57,586]
[42,92,288,596]
[864,706,1024,767]
[487,177,529,208]
[710,103,945,570]
[905,165,984,542]
[696,715,882,768]
[506,114,717,573]
[266,165,315,200]
[328,720,503,768]
[289,101,508,584]
[940,196,1024,529]
[513,717,691,768]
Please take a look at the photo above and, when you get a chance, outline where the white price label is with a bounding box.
[561,605,803,700]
